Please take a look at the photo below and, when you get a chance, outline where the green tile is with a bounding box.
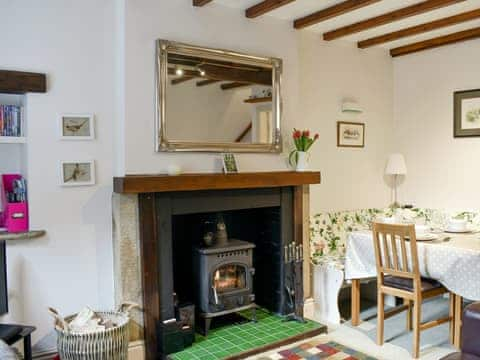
[170,308,323,360]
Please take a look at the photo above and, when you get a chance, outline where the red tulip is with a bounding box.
[302,130,310,137]
[293,130,302,139]
[314,134,319,140]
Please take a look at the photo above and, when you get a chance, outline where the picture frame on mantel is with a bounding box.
[337,121,365,148]
[454,89,480,137]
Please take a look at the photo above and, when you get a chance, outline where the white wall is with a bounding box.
[299,33,394,213]
[0,0,115,348]
[120,0,394,212]
[393,39,480,210]
[121,0,300,174]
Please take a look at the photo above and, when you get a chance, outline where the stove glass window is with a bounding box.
[213,264,246,293]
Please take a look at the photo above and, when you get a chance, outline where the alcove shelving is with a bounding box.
[0,70,46,235]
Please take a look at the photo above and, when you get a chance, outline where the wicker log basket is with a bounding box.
[52,303,139,360]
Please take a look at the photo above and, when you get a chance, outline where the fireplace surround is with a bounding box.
[113,171,321,359]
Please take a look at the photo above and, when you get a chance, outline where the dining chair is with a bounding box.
[372,222,453,359]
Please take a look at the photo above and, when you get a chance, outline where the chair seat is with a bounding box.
[384,276,443,292]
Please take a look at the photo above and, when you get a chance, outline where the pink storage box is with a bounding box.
[0,174,29,233]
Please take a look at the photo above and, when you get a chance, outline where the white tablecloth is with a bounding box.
[345,230,480,301]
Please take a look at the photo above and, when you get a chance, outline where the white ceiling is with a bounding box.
[214,0,480,49]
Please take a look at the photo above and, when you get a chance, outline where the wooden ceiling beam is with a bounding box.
[246,0,296,19]
[196,79,220,87]
[201,64,272,86]
[171,77,195,85]
[168,68,200,78]
[193,0,212,6]
[390,26,480,57]
[323,0,466,41]
[359,8,480,48]
[294,0,380,30]
[220,82,250,90]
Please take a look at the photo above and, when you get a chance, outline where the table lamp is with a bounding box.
[385,153,407,208]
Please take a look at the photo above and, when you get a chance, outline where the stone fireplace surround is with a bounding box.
[112,172,320,360]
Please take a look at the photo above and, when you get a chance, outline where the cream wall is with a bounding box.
[0,0,396,353]
[393,39,480,210]
[120,0,299,174]
[0,0,116,349]
[299,33,394,213]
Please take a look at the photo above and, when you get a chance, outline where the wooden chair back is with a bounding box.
[372,222,421,289]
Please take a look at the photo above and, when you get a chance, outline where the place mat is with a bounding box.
[257,340,377,360]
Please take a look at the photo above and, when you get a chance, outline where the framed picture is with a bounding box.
[222,153,238,173]
[60,161,95,186]
[337,121,365,148]
[59,114,95,140]
[454,89,480,137]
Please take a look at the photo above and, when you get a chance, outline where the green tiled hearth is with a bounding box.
[169,308,325,360]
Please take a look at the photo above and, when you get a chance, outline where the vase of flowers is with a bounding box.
[289,129,319,172]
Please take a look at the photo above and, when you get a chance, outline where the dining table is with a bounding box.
[345,229,480,348]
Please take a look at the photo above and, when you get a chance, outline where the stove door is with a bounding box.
[212,263,247,293]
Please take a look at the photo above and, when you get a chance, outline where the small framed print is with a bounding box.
[60,161,95,186]
[337,121,365,148]
[59,114,95,140]
[454,89,480,137]
[222,153,238,174]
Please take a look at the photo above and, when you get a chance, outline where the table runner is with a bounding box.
[345,230,480,301]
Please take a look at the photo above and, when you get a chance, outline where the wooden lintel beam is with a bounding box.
[0,70,46,94]
[323,0,466,41]
[246,0,296,19]
[294,0,380,29]
[196,79,220,87]
[193,0,212,6]
[221,82,250,90]
[171,76,194,85]
[359,8,480,48]
[390,26,480,57]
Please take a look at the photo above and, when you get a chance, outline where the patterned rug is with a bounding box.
[257,340,377,359]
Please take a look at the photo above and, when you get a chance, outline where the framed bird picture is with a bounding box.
[59,114,95,140]
[60,160,95,186]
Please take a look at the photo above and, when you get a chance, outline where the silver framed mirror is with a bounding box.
[155,39,282,153]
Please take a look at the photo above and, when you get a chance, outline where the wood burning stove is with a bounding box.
[194,239,256,335]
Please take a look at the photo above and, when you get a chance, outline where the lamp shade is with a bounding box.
[385,153,407,175]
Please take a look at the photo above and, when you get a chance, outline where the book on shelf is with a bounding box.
[0,105,24,137]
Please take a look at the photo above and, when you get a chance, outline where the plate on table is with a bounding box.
[416,233,439,241]
[445,226,475,234]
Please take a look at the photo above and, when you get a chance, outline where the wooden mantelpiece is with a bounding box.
[113,171,321,194]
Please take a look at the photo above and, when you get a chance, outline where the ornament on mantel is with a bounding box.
[289,129,319,172]
[167,164,182,176]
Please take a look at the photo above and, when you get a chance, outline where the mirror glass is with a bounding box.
[156,40,282,152]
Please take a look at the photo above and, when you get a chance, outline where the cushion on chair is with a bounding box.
[383,276,443,292]
[462,302,480,357]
